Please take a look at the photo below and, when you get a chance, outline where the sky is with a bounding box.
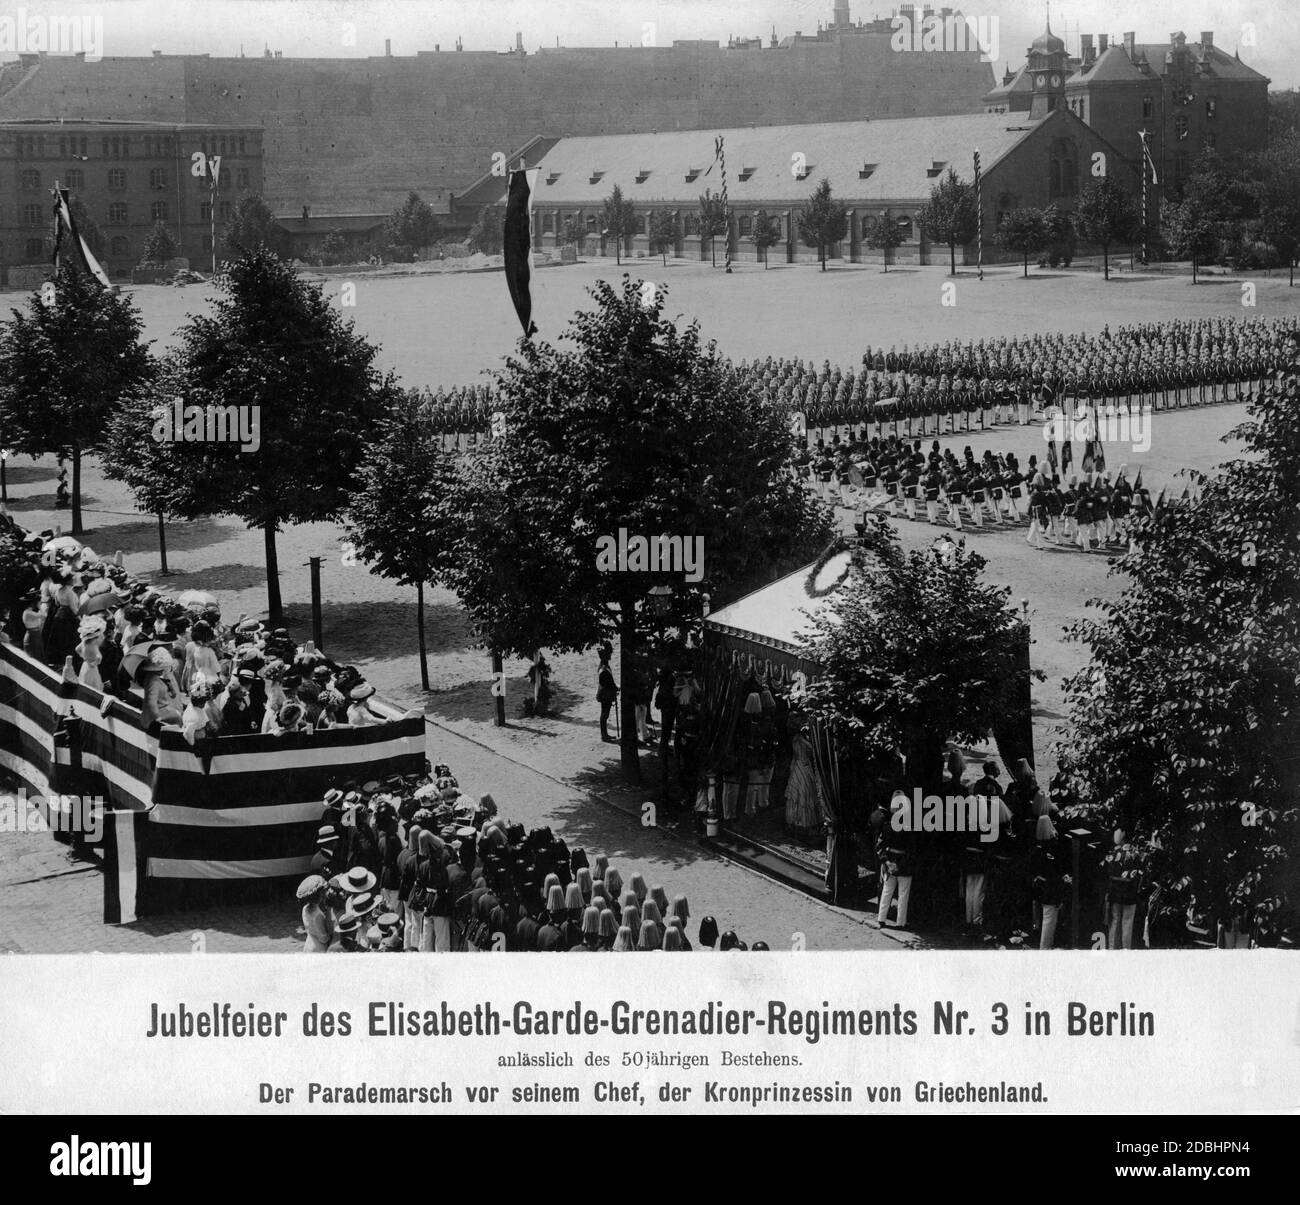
[1,0,1297,87]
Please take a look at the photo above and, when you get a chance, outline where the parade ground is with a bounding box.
[2,257,1296,951]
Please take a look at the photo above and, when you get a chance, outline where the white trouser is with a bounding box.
[878,874,912,926]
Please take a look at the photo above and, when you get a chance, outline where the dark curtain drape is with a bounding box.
[810,718,853,903]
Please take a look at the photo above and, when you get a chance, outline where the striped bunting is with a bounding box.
[142,718,425,880]
[3,639,428,911]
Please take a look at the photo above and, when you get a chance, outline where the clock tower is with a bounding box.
[1027,12,1069,119]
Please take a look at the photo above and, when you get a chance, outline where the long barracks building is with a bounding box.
[464,110,1134,268]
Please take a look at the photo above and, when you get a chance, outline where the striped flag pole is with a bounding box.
[1138,130,1159,265]
[715,135,733,273]
[974,148,983,280]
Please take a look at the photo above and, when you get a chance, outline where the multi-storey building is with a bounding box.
[985,22,1269,198]
[0,118,264,279]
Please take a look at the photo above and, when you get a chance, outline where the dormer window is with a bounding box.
[926,160,947,177]
[685,167,702,182]
[546,171,562,185]
[738,165,756,181]
[635,168,651,183]
[588,169,605,185]
[795,162,813,180]
[858,162,878,179]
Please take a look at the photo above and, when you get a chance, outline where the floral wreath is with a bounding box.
[804,536,857,599]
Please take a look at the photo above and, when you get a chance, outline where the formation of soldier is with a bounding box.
[797,435,1151,552]
[746,314,1298,442]
[414,314,1298,442]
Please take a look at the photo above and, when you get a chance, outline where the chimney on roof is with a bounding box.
[301,205,310,225]
[1080,33,1094,62]
[1098,33,1108,53]
[1123,31,1135,59]
[1200,31,1213,49]
[516,31,523,51]
[384,38,391,55]
[152,48,162,58]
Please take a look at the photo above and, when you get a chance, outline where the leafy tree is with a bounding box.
[1249,131,1300,286]
[1074,175,1140,280]
[864,208,906,272]
[346,390,459,690]
[996,207,1051,277]
[1162,193,1225,284]
[1056,382,1300,938]
[1044,202,1075,266]
[436,277,832,780]
[318,229,350,266]
[113,247,395,622]
[466,204,504,255]
[797,178,849,272]
[918,168,978,275]
[140,222,178,266]
[224,194,290,261]
[0,265,154,535]
[801,519,1031,800]
[647,208,677,266]
[384,191,438,255]
[602,185,637,266]
[751,209,782,268]
[101,370,187,574]
[559,213,582,248]
[697,189,729,267]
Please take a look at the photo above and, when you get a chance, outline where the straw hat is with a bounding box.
[338,867,377,895]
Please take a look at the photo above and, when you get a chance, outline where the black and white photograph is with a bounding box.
[0,0,1296,1160]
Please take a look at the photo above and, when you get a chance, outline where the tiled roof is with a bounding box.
[517,114,1046,207]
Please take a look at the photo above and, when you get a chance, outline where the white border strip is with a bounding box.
[114,810,138,924]
[148,800,324,828]
[146,855,312,880]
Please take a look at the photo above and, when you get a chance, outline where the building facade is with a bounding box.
[985,23,1269,197]
[0,118,264,279]
[470,110,1133,268]
[0,5,993,221]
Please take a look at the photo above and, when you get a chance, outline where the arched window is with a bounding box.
[108,202,128,225]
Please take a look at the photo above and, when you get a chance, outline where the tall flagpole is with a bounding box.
[974,147,983,280]
[715,135,733,273]
[1138,130,1150,264]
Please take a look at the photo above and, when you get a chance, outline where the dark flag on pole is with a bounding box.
[503,168,539,337]
[51,186,111,289]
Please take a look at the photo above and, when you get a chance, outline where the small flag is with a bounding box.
[51,187,111,289]
[503,168,539,337]
[1138,131,1159,185]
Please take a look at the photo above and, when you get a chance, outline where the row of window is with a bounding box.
[17,167,252,191]
[1140,96,1218,120]
[536,210,917,240]
[14,200,231,225]
[12,232,214,263]
[16,133,251,159]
